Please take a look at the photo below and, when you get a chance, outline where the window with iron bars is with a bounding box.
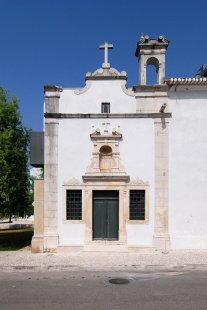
[129,190,145,220]
[66,190,82,220]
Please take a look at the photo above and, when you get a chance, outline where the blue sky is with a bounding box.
[0,0,207,131]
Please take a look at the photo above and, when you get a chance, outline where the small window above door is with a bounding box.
[101,102,110,113]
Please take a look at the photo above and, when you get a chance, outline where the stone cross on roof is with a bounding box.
[99,42,113,69]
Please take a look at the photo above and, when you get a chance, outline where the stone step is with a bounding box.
[57,246,84,254]
[128,246,156,254]
[57,244,156,254]
[84,243,128,252]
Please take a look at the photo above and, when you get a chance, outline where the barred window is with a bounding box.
[66,190,82,220]
[129,190,145,220]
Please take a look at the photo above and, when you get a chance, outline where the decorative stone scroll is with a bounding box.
[121,80,135,97]
[85,67,127,80]
[129,177,149,186]
[74,81,92,95]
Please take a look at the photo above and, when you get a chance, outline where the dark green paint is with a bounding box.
[93,191,119,240]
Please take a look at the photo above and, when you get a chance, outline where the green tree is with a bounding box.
[0,87,30,222]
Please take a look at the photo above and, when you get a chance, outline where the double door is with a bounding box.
[93,191,119,240]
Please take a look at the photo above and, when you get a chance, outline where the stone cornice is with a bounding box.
[82,174,129,182]
[44,85,63,93]
[90,133,122,141]
[85,67,127,81]
[44,112,172,119]
[133,85,168,92]
[85,75,127,81]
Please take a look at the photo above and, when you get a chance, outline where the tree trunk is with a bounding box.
[9,214,12,223]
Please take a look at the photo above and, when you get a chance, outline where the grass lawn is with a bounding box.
[0,228,33,251]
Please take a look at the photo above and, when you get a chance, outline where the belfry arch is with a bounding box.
[146,57,159,85]
[135,35,169,85]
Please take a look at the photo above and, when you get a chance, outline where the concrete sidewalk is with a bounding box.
[1,248,207,272]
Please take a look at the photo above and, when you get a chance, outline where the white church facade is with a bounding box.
[31,35,207,253]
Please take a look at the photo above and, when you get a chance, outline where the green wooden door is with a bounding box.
[93,191,119,240]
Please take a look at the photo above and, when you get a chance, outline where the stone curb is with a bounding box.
[1,264,207,272]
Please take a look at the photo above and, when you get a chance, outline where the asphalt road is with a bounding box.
[0,269,207,310]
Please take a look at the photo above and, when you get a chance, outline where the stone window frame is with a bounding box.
[62,185,85,224]
[126,184,149,224]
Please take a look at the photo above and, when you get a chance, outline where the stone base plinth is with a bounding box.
[31,236,44,253]
[44,234,59,252]
[153,234,170,250]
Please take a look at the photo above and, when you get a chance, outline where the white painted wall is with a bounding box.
[59,80,135,114]
[57,78,155,245]
[168,88,207,249]
[57,118,155,245]
[47,74,207,249]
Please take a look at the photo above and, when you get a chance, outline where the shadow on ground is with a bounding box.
[0,228,33,251]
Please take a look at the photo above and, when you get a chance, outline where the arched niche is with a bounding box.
[146,57,159,85]
[99,145,112,171]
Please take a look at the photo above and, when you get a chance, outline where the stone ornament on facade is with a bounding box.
[74,80,92,95]
[85,124,127,177]
[121,80,135,97]
[85,67,127,79]
[129,177,149,186]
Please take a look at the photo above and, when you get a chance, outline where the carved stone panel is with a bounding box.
[84,124,127,180]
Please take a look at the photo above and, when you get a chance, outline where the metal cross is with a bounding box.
[99,42,113,69]
[102,122,110,133]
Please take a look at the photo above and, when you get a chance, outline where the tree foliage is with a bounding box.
[0,87,30,221]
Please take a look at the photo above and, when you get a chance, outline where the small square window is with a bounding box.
[101,102,110,113]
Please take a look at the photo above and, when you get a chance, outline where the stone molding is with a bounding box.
[120,80,135,97]
[129,177,149,186]
[85,67,127,81]
[126,182,150,225]
[90,133,122,141]
[44,85,63,93]
[133,85,168,92]
[44,112,172,119]
[82,175,129,182]
[74,81,92,95]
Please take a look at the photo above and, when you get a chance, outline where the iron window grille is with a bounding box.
[129,190,145,220]
[101,102,110,113]
[66,190,82,220]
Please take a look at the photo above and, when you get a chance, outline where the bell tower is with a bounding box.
[135,35,169,85]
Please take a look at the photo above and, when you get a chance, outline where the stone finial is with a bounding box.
[158,35,169,43]
[93,128,101,135]
[139,34,149,44]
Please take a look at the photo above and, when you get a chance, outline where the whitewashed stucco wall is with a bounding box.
[59,80,135,113]
[57,80,155,245]
[57,118,155,245]
[168,89,207,249]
